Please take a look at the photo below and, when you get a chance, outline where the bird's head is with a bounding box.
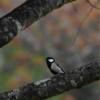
[46,57,55,63]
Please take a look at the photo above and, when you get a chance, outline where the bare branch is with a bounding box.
[0,60,100,100]
[72,0,99,45]
[87,0,100,10]
[0,0,75,48]
[71,2,78,13]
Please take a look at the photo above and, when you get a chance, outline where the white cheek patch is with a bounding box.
[48,59,54,62]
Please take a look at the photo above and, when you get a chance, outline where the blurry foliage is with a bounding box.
[0,0,100,100]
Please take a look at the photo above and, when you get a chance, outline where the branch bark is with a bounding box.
[0,60,100,100]
[0,0,75,47]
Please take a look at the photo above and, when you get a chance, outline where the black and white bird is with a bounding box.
[46,57,65,75]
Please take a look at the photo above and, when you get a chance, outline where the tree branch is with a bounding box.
[0,60,100,100]
[0,0,75,47]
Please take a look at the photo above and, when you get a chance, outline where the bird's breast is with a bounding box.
[51,63,62,73]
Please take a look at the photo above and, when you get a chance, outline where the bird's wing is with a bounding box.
[55,62,65,72]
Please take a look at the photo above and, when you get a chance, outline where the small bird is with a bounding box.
[46,57,65,75]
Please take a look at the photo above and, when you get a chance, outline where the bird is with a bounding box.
[46,57,65,75]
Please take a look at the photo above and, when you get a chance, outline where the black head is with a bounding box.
[46,57,55,63]
[46,57,55,68]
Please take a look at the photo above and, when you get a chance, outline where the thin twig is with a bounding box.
[87,0,100,10]
[72,0,99,45]
[72,2,79,13]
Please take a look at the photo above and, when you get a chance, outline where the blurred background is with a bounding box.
[0,0,100,100]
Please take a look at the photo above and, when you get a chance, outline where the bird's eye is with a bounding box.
[48,59,54,62]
